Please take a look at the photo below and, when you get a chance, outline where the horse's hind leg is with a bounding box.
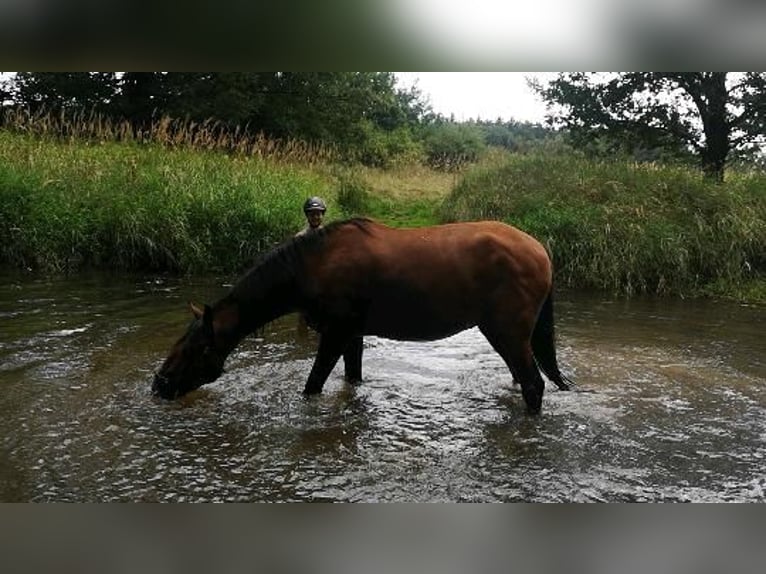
[343,336,363,384]
[479,323,546,414]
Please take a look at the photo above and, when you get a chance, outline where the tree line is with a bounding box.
[0,72,556,169]
[1,73,422,155]
[2,72,764,179]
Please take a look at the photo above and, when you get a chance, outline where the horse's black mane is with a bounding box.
[301,217,374,244]
[225,218,374,304]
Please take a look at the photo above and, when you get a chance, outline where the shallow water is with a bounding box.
[1,272,764,501]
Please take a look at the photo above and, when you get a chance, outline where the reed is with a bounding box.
[441,154,765,298]
[1,107,338,166]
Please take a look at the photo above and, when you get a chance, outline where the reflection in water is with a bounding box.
[0,273,764,501]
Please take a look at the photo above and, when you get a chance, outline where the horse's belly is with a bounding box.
[363,298,477,341]
[366,323,471,341]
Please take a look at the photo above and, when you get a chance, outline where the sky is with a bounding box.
[394,72,554,124]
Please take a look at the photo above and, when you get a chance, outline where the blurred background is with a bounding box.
[1,0,764,68]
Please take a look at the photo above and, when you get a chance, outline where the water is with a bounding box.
[1,272,764,502]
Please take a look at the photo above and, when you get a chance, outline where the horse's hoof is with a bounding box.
[523,395,542,414]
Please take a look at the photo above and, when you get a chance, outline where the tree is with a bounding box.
[474,119,562,154]
[263,73,416,143]
[533,73,766,181]
[116,72,426,155]
[250,72,431,161]
[117,72,169,125]
[12,72,119,114]
[421,121,486,170]
[0,75,12,106]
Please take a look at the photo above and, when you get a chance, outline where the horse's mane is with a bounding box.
[226,217,375,304]
[307,217,374,241]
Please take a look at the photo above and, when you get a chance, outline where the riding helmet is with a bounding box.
[303,196,327,213]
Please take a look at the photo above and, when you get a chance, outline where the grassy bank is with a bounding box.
[0,130,454,273]
[334,163,457,227]
[0,131,328,273]
[441,155,765,299]
[2,129,764,302]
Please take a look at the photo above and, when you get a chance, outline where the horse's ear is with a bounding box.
[189,301,205,319]
[189,302,214,338]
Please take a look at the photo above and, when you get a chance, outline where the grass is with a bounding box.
[0,126,455,273]
[323,163,457,227]
[344,147,528,227]
[1,117,764,303]
[441,154,765,300]
[2,107,338,165]
[0,131,327,273]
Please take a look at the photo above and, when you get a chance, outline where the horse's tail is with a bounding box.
[531,287,573,390]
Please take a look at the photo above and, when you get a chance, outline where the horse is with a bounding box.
[152,218,573,413]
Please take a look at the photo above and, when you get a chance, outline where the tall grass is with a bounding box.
[3,113,764,302]
[441,155,765,297]
[2,107,338,166]
[0,131,328,273]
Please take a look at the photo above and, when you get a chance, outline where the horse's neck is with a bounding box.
[224,269,300,339]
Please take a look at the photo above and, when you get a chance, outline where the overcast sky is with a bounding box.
[395,72,554,123]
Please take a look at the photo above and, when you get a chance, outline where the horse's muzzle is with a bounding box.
[151,373,178,400]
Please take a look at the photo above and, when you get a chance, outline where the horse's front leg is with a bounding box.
[303,332,352,395]
[343,336,363,384]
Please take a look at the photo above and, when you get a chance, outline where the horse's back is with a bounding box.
[350,220,550,283]
[304,220,553,340]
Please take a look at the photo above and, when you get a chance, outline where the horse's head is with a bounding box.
[152,302,227,399]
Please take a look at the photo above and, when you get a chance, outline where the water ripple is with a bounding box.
[1,276,764,501]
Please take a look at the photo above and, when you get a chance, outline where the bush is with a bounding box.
[420,123,486,171]
[353,121,424,168]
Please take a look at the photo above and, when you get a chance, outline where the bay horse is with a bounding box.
[152,218,572,413]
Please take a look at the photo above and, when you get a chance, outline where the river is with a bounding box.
[1,272,763,501]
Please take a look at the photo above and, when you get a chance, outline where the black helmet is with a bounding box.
[303,196,327,213]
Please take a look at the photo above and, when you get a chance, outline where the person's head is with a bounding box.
[303,196,326,229]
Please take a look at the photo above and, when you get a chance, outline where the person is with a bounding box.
[295,196,326,237]
[295,196,326,338]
